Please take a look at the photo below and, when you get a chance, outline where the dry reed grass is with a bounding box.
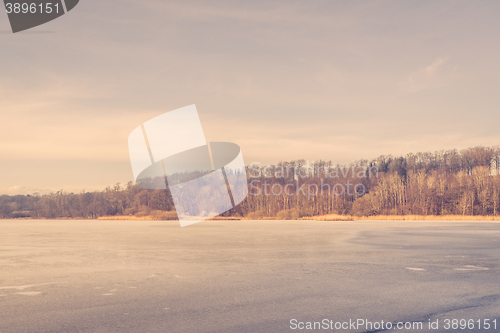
[98,213,500,222]
[356,214,500,221]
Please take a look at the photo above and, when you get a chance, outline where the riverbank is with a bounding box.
[96,213,500,221]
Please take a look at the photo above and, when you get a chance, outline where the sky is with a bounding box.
[1,0,500,194]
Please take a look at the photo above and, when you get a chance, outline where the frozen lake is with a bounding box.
[0,219,499,332]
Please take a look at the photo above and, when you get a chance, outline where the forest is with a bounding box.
[2,146,500,220]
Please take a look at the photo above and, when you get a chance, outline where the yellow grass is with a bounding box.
[98,210,178,221]
[302,214,354,221]
[97,213,500,222]
[98,214,242,221]
[356,214,500,221]
[98,215,159,221]
[209,216,242,220]
[305,214,500,221]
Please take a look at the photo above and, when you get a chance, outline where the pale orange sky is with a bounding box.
[1,1,500,194]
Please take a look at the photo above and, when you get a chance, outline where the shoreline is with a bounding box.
[5,214,500,222]
[77,214,500,221]
[93,213,500,221]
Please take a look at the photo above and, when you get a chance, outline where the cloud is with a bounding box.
[1,1,500,192]
[406,56,453,92]
[424,56,449,75]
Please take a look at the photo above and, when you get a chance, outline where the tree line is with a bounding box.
[1,146,500,219]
